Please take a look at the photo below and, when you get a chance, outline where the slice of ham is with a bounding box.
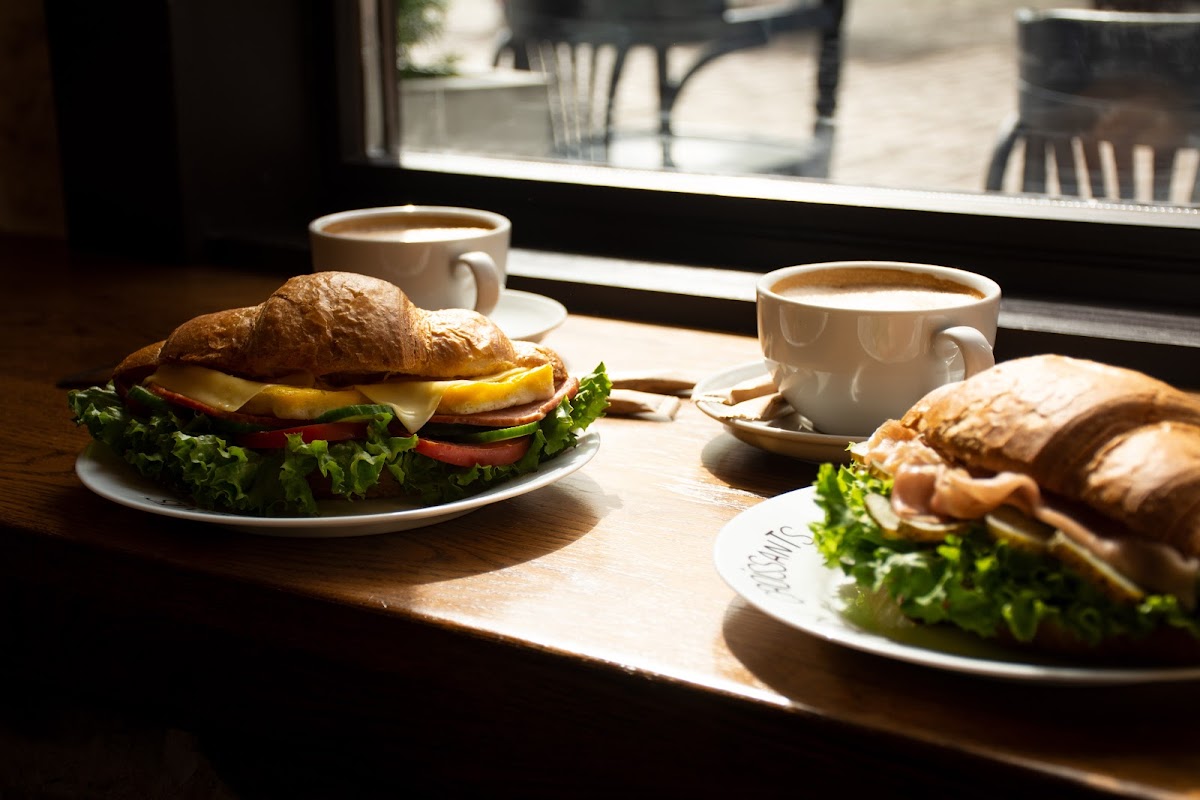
[856,424,1200,607]
[430,376,579,428]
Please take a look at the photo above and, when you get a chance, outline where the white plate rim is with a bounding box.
[76,430,600,538]
[492,289,568,343]
[692,361,865,461]
[714,485,1200,685]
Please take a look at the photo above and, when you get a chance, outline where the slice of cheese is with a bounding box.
[146,363,556,433]
[357,380,454,433]
[147,364,267,413]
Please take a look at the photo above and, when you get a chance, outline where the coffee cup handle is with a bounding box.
[456,251,502,316]
[935,325,995,377]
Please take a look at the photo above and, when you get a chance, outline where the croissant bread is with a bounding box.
[113,271,564,389]
[901,355,1200,554]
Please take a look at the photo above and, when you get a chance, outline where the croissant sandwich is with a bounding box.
[68,271,611,516]
[811,354,1200,661]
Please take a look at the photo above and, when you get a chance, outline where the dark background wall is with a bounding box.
[0,0,65,239]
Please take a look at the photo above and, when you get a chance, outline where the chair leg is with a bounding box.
[1080,138,1105,199]
[1151,147,1175,203]
[1112,144,1136,200]
[604,45,629,152]
[1023,134,1049,194]
[985,117,1020,191]
[1053,137,1079,195]
[654,46,673,138]
[815,0,846,120]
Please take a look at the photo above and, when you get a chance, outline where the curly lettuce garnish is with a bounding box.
[812,462,1200,648]
[68,363,611,516]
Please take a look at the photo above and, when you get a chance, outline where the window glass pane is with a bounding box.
[394,0,1200,209]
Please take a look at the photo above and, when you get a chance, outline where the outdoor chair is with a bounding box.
[492,0,845,177]
[985,8,1200,204]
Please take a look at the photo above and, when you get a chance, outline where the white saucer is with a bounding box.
[491,289,568,343]
[715,486,1200,685]
[692,361,865,463]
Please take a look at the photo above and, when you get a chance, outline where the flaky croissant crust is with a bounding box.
[902,355,1200,555]
[113,271,563,387]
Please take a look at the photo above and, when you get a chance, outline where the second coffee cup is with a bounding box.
[309,205,509,315]
[757,260,1000,437]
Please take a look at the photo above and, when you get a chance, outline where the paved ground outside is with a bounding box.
[420,0,1092,195]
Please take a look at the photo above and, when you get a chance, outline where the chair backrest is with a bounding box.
[495,2,648,159]
[990,9,1200,203]
[494,0,842,169]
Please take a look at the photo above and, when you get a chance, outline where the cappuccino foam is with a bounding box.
[323,215,493,243]
[774,267,984,311]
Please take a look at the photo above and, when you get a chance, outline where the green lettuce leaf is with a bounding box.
[68,364,612,517]
[811,462,1200,647]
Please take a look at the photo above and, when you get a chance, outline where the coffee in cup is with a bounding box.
[757,261,1000,436]
[309,205,509,315]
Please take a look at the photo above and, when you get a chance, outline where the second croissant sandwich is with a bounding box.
[812,354,1200,661]
[68,271,611,516]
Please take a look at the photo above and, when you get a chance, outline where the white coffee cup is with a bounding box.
[757,261,1000,436]
[308,205,509,315]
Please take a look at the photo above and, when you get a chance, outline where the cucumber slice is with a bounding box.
[458,421,540,443]
[864,492,967,542]
[127,383,168,411]
[315,404,395,423]
[985,505,1054,554]
[1047,531,1145,603]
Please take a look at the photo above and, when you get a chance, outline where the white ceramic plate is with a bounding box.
[714,485,1200,685]
[76,431,600,537]
[693,361,864,463]
[491,289,568,343]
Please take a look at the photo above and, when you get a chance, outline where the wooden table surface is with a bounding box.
[4,236,1199,798]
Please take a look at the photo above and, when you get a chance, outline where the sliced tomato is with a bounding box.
[236,421,369,449]
[414,435,531,467]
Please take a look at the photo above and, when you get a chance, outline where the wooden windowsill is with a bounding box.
[508,247,1200,388]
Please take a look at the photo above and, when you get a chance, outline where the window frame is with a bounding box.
[338,152,1200,309]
